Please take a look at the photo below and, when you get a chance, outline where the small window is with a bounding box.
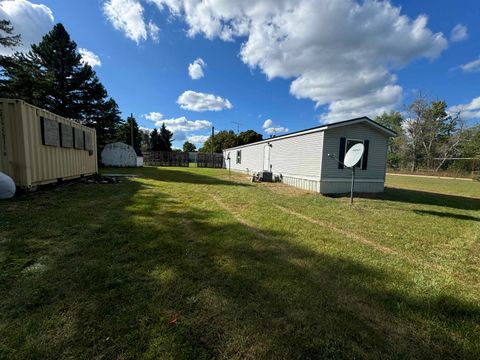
[345,139,364,168]
[236,150,241,164]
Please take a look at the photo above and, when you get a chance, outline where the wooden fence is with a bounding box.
[143,151,189,167]
[196,153,224,168]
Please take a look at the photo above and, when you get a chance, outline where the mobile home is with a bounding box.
[0,99,98,189]
[223,117,396,194]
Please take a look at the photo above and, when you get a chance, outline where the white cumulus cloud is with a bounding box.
[188,57,206,79]
[449,97,480,121]
[459,57,480,73]
[158,116,212,132]
[144,112,212,132]
[187,134,209,145]
[150,0,447,122]
[79,48,102,67]
[450,24,468,42]
[103,0,159,43]
[262,119,288,135]
[0,0,54,55]
[144,111,163,122]
[177,90,232,111]
[139,126,154,133]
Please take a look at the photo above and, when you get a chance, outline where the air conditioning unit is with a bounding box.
[260,171,273,182]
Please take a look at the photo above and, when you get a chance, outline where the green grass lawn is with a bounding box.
[386,174,480,199]
[1,167,479,359]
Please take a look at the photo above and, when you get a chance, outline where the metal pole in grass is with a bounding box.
[328,143,364,205]
[211,126,214,168]
[228,156,231,178]
[350,166,355,205]
[130,113,134,147]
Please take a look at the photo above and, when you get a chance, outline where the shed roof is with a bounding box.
[224,116,397,151]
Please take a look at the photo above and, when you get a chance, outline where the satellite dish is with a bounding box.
[343,143,364,168]
[0,172,16,199]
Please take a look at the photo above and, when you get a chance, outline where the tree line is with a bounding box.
[140,128,264,154]
[375,95,479,174]
[198,130,263,153]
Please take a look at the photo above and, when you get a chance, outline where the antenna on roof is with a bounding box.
[231,121,243,134]
[328,143,365,205]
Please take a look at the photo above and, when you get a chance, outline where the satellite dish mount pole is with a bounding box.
[328,142,364,206]
[350,166,355,205]
[227,155,231,178]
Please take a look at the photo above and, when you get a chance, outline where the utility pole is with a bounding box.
[130,113,134,147]
[211,126,215,168]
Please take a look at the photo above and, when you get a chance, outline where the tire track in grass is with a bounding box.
[209,194,270,240]
[273,205,398,256]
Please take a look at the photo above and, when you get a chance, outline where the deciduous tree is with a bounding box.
[375,111,404,168]
[237,130,263,146]
[183,141,196,152]
[199,130,237,153]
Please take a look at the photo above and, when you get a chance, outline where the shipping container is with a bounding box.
[0,99,98,189]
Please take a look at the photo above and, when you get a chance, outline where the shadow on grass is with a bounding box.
[1,179,479,359]
[356,187,480,211]
[414,209,480,221]
[103,166,249,187]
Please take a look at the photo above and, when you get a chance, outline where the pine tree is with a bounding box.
[0,52,47,105]
[0,23,108,120]
[149,129,161,151]
[92,98,122,153]
[159,123,173,151]
[0,20,21,48]
[29,24,94,119]
[0,23,122,154]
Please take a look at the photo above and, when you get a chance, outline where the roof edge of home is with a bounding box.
[223,116,397,152]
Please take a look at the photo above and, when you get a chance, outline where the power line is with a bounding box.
[231,121,243,134]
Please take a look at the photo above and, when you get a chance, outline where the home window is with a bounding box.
[345,138,364,168]
[236,150,241,164]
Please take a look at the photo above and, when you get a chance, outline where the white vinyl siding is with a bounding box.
[225,131,324,180]
[321,123,387,181]
[226,142,265,174]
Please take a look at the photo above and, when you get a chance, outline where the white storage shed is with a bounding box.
[223,117,396,194]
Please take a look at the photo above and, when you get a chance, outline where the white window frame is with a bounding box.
[236,150,241,164]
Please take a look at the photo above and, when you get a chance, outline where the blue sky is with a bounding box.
[1,0,479,148]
